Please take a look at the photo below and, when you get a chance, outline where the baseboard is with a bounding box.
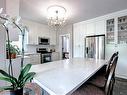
[115,77,127,82]
[116,74,127,80]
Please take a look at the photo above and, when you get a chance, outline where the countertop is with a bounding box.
[31,58,106,95]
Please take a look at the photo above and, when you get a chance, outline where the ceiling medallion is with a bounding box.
[47,5,67,29]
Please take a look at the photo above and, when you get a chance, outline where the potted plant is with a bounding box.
[6,41,20,59]
[0,64,35,95]
[0,8,36,95]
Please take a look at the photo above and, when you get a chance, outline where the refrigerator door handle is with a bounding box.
[86,47,89,54]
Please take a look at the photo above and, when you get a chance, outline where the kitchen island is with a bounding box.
[30,58,106,95]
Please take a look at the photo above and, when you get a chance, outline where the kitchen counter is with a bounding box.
[31,58,106,95]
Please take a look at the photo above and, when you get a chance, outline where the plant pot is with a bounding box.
[11,53,16,59]
[10,88,23,95]
[6,52,16,59]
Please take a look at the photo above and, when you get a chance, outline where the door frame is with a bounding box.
[59,34,70,59]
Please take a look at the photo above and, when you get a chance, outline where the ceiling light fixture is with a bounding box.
[47,5,67,28]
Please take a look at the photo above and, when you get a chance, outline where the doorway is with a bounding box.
[60,34,70,59]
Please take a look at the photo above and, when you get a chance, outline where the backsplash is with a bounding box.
[26,44,56,53]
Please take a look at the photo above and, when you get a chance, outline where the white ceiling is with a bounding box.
[20,0,127,25]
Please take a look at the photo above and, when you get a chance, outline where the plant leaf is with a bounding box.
[0,69,11,78]
[20,72,36,87]
[0,86,13,90]
[0,77,14,84]
[0,69,18,84]
[18,64,32,81]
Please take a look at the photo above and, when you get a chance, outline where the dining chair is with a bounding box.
[89,52,118,88]
[72,56,118,95]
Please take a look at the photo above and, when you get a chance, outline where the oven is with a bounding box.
[37,48,52,63]
[42,53,52,63]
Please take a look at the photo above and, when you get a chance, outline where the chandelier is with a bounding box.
[47,5,67,28]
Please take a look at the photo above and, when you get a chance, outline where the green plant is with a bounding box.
[6,41,20,55]
[0,64,36,90]
[0,8,34,94]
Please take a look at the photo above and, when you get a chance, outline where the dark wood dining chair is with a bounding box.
[71,56,118,95]
[89,52,118,88]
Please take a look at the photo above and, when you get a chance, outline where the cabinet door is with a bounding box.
[73,45,84,58]
[86,23,95,36]
[73,23,81,46]
[52,52,60,61]
[30,54,40,64]
[106,19,115,44]
[27,22,38,44]
[95,20,105,35]
[49,30,56,45]
[73,22,85,58]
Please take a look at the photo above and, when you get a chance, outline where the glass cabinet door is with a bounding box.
[118,16,127,44]
[106,19,115,44]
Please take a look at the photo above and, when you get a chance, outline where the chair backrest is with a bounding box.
[105,52,118,78]
[105,56,118,95]
[108,52,118,66]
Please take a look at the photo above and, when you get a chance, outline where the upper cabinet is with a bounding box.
[73,22,85,58]
[22,19,56,45]
[74,22,85,46]
[106,15,127,45]
[84,19,105,36]
[106,19,115,44]
[86,22,95,36]
[95,20,105,35]
[118,16,127,44]
[73,19,105,58]
[49,30,56,45]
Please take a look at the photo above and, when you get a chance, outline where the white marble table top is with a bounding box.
[30,58,107,95]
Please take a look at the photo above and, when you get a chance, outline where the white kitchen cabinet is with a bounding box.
[49,30,56,45]
[24,20,39,44]
[95,20,105,35]
[73,45,84,58]
[29,54,40,65]
[23,19,56,45]
[52,52,60,61]
[86,22,95,36]
[73,9,127,79]
[73,23,81,46]
[73,22,85,58]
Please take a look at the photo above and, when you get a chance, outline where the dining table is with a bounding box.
[30,58,107,95]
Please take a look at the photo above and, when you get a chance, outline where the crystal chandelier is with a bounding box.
[47,5,67,28]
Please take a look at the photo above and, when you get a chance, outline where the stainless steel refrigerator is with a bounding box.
[85,35,105,59]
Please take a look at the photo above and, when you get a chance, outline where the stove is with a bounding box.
[36,48,51,54]
[36,48,52,63]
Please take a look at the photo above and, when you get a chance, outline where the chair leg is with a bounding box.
[110,79,115,95]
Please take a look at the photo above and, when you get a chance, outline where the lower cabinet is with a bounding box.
[73,45,84,58]
[51,52,60,61]
[29,54,40,65]
[6,54,40,78]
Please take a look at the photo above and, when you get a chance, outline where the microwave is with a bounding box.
[38,37,50,45]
